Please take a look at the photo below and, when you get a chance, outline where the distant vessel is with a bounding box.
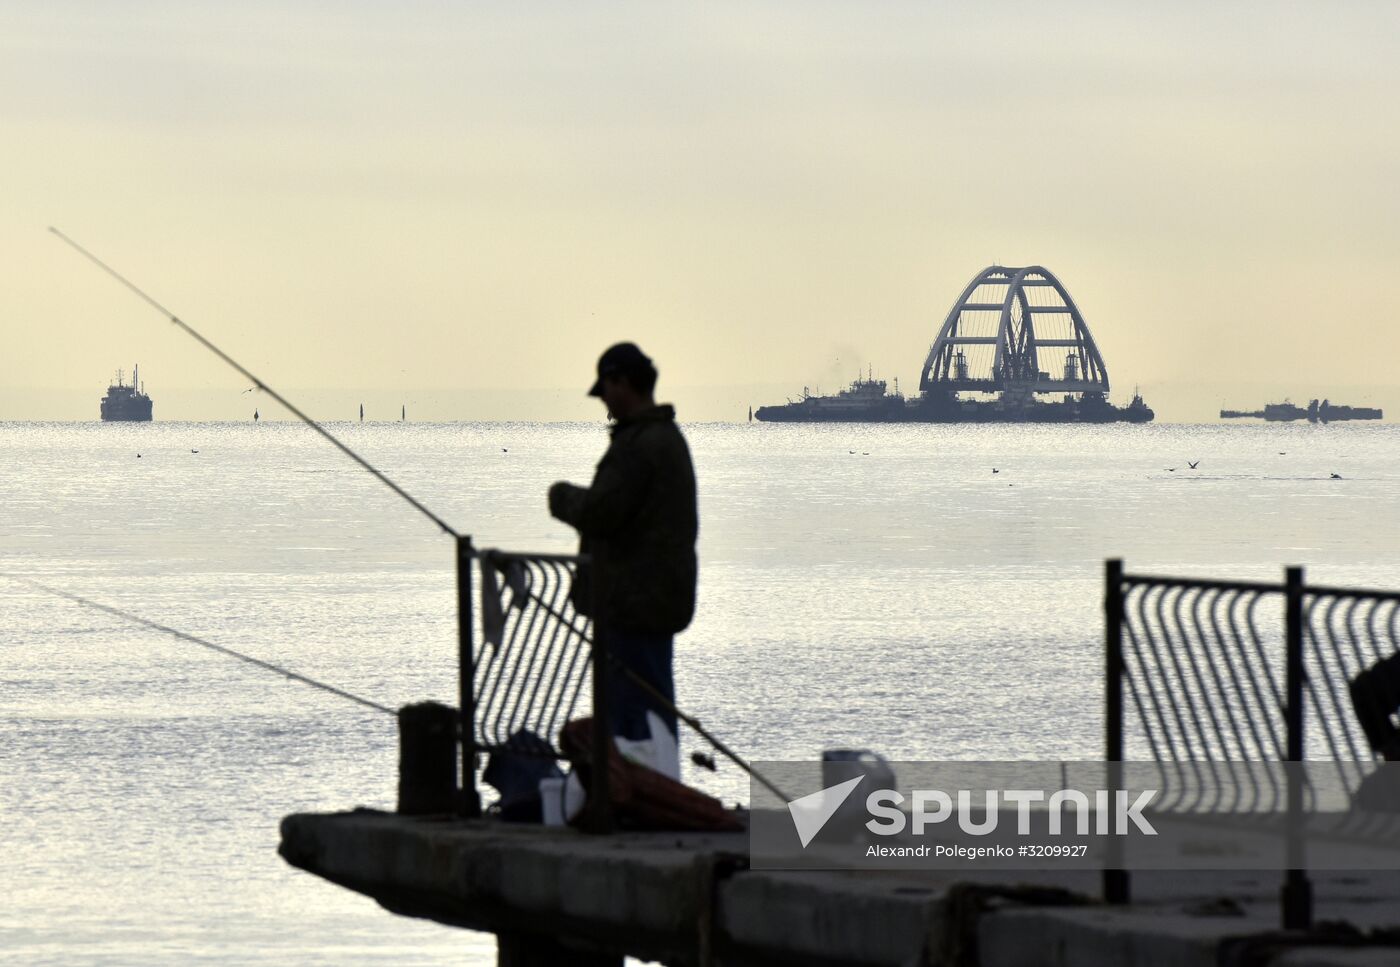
[1221,399,1382,423]
[100,365,153,422]
[756,372,909,422]
[754,265,1155,424]
[755,372,1154,423]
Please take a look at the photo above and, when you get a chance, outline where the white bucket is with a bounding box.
[539,776,567,827]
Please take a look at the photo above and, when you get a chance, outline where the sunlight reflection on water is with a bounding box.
[3,419,1398,963]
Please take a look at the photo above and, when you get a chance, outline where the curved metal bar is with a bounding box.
[507,560,561,736]
[1305,594,1350,809]
[1301,596,1364,802]
[499,560,559,743]
[1305,595,1369,795]
[991,267,1034,385]
[1216,589,1278,811]
[1244,591,1287,811]
[1202,588,1247,812]
[1183,587,1239,810]
[919,266,1013,389]
[1127,584,1192,811]
[522,559,585,744]
[1124,585,1175,754]
[1042,268,1109,389]
[992,271,1027,383]
[1156,584,1212,808]
[1121,585,1172,768]
[485,562,543,745]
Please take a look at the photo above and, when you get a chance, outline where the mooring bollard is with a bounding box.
[398,701,458,815]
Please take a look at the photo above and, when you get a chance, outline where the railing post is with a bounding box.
[584,609,614,833]
[457,535,481,818]
[1282,565,1312,929]
[1104,558,1129,904]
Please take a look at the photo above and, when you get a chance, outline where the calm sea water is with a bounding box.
[4,418,1399,964]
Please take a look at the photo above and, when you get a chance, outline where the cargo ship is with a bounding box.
[100,365,154,422]
[754,264,1155,424]
[1221,399,1382,423]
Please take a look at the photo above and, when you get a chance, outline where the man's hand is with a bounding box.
[549,481,582,523]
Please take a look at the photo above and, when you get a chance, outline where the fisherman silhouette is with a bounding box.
[548,343,697,774]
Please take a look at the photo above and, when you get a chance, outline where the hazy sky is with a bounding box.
[4,2,1398,421]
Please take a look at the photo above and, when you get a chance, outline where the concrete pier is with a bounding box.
[280,809,1400,966]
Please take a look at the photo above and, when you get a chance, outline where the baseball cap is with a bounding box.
[588,342,654,396]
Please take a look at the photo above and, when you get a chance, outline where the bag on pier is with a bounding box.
[559,717,743,832]
[483,728,564,823]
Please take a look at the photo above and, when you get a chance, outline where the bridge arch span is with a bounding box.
[919,266,1110,396]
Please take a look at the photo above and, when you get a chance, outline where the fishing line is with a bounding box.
[49,228,777,795]
[49,227,460,539]
[7,574,397,717]
[513,578,792,801]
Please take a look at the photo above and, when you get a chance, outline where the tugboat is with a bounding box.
[100,365,154,422]
[754,370,909,422]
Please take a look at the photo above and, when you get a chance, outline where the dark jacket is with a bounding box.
[549,405,698,634]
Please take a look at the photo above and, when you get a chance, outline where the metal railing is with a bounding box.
[451,540,785,832]
[455,538,613,831]
[1105,559,1400,929]
[472,548,595,756]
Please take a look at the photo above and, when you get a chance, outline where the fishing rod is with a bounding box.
[49,227,460,540]
[512,576,792,800]
[51,229,781,801]
[6,574,397,716]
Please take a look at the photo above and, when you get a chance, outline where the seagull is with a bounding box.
[1187,460,1199,469]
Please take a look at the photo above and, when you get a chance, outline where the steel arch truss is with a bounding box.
[919,266,1110,394]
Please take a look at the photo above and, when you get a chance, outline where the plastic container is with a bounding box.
[539,776,567,827]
